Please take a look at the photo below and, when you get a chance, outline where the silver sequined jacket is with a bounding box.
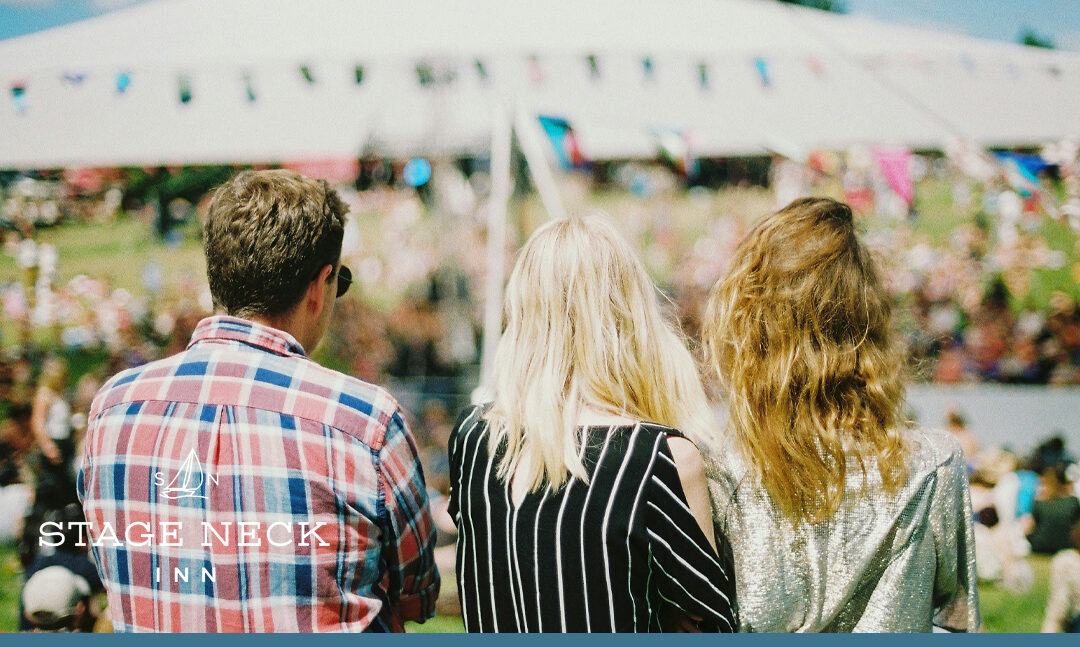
[705,427,980,632]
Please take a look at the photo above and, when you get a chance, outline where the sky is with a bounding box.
[1,0,1080,50]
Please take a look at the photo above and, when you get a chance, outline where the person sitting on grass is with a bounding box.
[1025,463,1080,556]
[1042,521,1080,633]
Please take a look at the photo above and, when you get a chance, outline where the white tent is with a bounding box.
[1,0,1079,168]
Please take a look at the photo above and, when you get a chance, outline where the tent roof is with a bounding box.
[1,0,1079,168]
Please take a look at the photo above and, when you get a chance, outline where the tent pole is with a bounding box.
[514,104,567,221]
[477,101,513,400]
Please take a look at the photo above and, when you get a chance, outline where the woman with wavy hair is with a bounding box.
[702,197,979,632]
[448,216,736,633]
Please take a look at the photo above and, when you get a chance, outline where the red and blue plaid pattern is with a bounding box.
[78,316,438,632]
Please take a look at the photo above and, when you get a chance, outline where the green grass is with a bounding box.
[0,542,22,632]
[0,216,207,349]
[0,217,206,295]
[406,615,465,633]
[978,554,1053,633]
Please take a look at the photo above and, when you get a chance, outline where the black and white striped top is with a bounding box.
[447,405,737,633]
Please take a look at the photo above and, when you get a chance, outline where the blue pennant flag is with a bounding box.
[754,57,771,88]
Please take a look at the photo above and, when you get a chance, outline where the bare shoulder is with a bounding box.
[664,434,716,548]
[666,436,707,479]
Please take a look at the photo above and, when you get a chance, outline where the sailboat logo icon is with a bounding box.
[159,449,209,500]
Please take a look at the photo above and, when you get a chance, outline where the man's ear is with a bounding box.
[305,264,334,315]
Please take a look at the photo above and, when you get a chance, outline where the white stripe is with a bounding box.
[644,545,654,629]
[457,415,484,630]
[450,406,482,457]
[532,485,552,633]
[482,441,499,631]
[601,423,642,630]
[554,438,589,632]
[509,489,529,631]
[646,528,732,606]
[652,556,734,632]
[625,430,664,631]
[649,476,723,565]
[577,426,618,632]
[455,414,484,628]
[503,476,522,630]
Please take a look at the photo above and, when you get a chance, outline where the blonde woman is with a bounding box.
[448,216,736,632]
[31,356,72,467]
[702,197,979,632]
[30,356,80,513]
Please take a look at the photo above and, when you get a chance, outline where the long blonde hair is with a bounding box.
[703,197,908,524]
[487,216,718,492]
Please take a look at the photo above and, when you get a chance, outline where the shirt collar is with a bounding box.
[188,315,307,358]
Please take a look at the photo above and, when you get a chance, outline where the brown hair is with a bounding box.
[704,197,909,524]
[203,170,347,317]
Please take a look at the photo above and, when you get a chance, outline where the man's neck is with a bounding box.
[245,312,310,352]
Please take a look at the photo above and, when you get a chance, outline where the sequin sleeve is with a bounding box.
[930,438,981,632]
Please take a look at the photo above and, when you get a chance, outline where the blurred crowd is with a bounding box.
[956,415,1080,632]
[0,146,1080,629]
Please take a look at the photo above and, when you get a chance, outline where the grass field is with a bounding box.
[0,217,206,297]
[0,540,1054,633]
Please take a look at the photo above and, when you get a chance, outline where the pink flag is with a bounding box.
[283,158,359,184]
[873,147,913,205]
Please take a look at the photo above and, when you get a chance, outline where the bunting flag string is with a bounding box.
[1,52,1078,112]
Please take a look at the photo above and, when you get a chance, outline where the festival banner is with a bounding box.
[873,146,913,205]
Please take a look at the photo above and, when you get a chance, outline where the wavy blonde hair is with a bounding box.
[487,216,718,492]
[703,197,909,524]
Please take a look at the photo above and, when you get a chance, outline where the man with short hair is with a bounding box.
[78,170,438,632]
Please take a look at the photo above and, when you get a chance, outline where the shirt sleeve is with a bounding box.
[930,437,981,632]
[76,391,105,506]
[446,404,484,522]
[644,437,737,633]
[378,408,440,625]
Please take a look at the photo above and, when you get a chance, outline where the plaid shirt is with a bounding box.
[78,316,438,632]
